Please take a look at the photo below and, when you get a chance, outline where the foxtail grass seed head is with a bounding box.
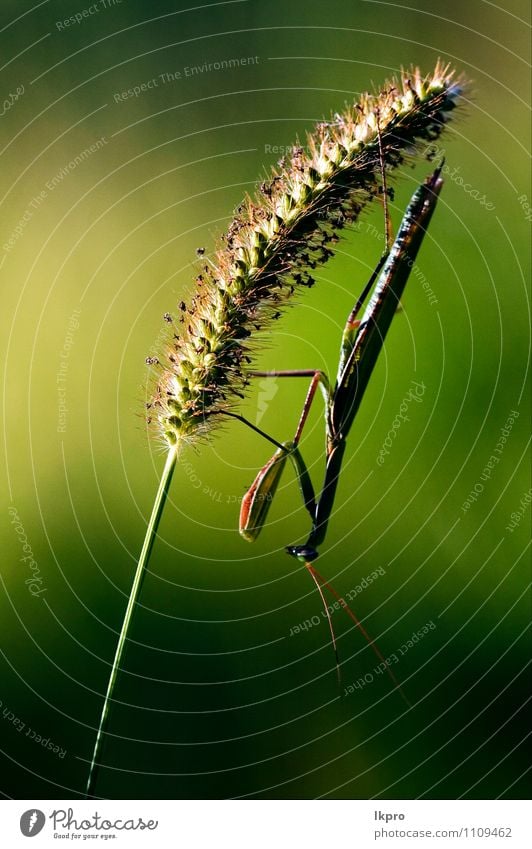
[147,62,466,449]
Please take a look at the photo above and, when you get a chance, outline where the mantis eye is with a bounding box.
[239,445,290,542]
[285,544,319,562]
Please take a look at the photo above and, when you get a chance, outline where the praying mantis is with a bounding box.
[232,163,444,683]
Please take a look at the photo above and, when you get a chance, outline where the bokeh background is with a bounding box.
[1,0,530,800]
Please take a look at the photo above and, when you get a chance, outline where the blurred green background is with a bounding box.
[1,0,530,800]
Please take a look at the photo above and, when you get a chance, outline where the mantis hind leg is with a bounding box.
[248,369,330,412]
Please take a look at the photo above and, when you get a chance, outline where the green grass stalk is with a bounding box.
[85,446,177,797]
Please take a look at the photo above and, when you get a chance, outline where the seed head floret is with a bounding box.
[148,61,466,449]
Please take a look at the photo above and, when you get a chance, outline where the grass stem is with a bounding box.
[85,446,178,797]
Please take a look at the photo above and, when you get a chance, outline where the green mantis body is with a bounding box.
[239,165,444,564]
